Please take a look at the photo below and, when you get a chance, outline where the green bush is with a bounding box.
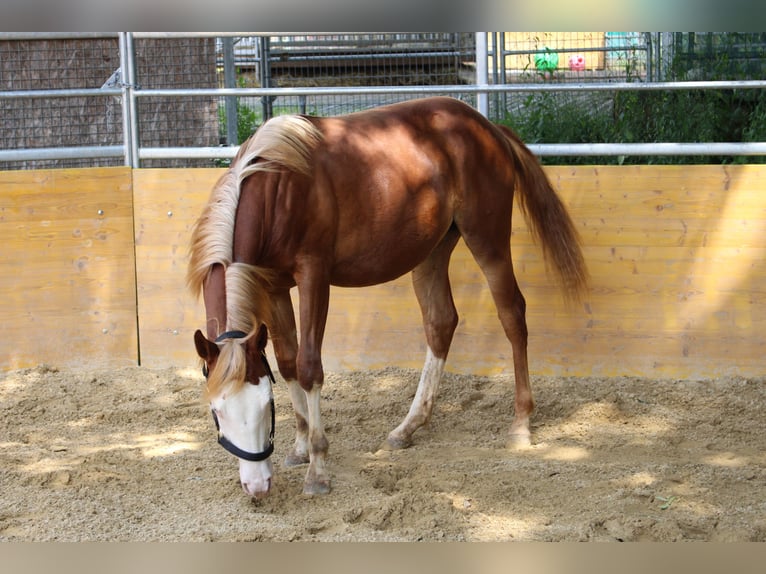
[499,88,766,165]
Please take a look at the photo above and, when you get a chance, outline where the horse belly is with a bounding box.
[329,244,434,287]
[330,210,450,287]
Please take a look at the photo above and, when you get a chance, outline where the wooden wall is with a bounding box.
[132,168,216,365]
[2,165,764,379]
[0,168,137,369]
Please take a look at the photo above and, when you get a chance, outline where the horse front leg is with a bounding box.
[268,290,310,467]
[295,270,331,496]
[302,385,329,495]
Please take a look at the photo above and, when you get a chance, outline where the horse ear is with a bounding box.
[248,323,269,354]
[194,329,219,363]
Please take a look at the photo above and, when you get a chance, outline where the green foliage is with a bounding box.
[235,102,260,144]
[743,92,766,144]
[215,76,263,167]
[500,86,766,166]
[507,92,616,164]
[217,78,263,146]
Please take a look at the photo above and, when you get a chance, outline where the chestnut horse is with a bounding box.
[188,96,587,498]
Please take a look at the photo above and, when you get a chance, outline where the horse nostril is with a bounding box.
[241,478,271,499]
[254,478,272,499]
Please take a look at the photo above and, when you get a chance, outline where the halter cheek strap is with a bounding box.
[204,329,276,462]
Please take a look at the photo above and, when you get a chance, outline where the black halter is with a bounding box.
[204,330,276,462]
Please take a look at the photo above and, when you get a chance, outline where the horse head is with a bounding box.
[194,323,276,499]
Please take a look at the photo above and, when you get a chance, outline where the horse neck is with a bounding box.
[203,263,228,340]
[232,170,303,279]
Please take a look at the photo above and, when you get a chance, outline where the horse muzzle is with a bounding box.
[239,459,274,499]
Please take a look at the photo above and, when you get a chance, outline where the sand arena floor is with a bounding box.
[1,364,764,541]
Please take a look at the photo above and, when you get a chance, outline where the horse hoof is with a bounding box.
[303,479,331,496]
[507,432,532,449]
[381,434,412,451]
[284,452,310,467]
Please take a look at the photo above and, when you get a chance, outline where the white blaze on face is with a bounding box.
[210,375,274,497]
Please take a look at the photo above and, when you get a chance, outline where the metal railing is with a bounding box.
[1,32,765,168]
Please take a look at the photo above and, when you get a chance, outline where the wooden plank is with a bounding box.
[132,168,220,366]
[322,284,766,379]
[0,167,137,370]
[545,165,766,220]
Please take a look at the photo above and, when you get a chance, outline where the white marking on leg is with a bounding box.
[387,346,445,448]
[303,386,330,494]
[285,379,310,465]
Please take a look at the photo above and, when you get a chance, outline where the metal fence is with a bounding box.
[216,33,476,148]
[1,32,765,169]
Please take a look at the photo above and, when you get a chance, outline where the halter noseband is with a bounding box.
[204,330,276,462]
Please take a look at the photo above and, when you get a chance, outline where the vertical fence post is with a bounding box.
[259,36,273,121]
[475,32,489,117]
[498,32,507,116]
[119,32,140,168]
[119,33,134,167]
[490,32,499,116]
[223,37,238,145]
[662,32,676,81]
[645,32,654,82]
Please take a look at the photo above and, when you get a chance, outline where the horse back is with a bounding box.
[300,97,516,285]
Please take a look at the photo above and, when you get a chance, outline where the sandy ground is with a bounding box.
[1,363,764,542]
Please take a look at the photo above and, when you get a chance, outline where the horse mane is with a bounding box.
[187,114,323,299]
[187,114,323,397]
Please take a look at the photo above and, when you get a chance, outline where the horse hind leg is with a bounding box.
[385,229,460,450]
[469,247,534,448]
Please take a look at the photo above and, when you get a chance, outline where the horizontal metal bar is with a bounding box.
[499,45,647,56]
[131,32,275,39]
[266,51,468,63]
[10,142,765,163]
[0,146,125,162]
[138,142,766,162]
[138,147,237,160]
[136,86,446,98]
[0,88,122,99]
[0,32,119,41]
[4,79,763,103]
[531,142,766,156]
[133,80,766,100]
[512,80,766,92]
[7,142,766,165]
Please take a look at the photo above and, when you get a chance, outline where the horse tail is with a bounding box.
[496,124,589,302]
